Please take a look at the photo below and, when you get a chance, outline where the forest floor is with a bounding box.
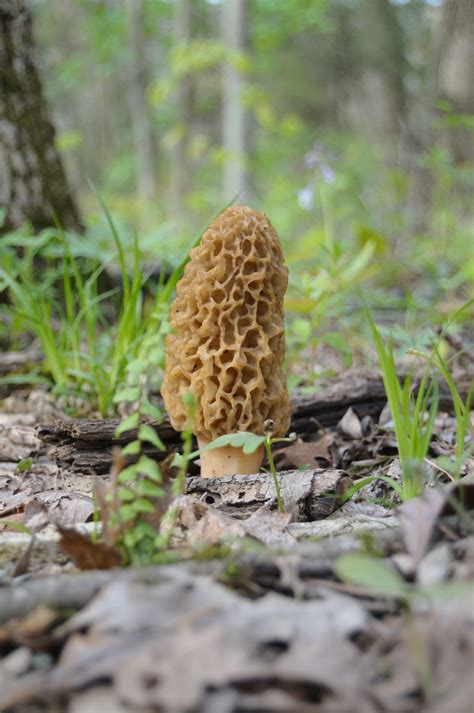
[0,366,473,713]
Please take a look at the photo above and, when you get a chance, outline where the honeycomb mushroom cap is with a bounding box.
[162,205,291,441]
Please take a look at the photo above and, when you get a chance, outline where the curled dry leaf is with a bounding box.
[338,407,363,439]
[275,435,333,469]
[57,526,122,571]
[397,475,474,571]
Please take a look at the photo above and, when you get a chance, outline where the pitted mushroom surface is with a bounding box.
[162,205,291,474]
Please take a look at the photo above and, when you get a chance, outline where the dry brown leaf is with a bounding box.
[398,476,474,569]
[57,526,122,570]
[338,407,363,439]
[277,435,333,469]
[11,534,36,578]
[0,605,58,646]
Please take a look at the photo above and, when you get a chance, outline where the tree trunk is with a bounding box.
[437,0,474,163]
[221,0,251,203]
[125,0,156,201]
[0,0,82,233]
[358,0,407,138]
[169,0,192,223]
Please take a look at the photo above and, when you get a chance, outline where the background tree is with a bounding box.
[126,0,156,201]
[437,0,474,163]
[0,0,81,233]
[169,0,193,223]
[221,0,250,203]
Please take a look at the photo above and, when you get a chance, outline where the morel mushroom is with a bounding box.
[162,205,291,477]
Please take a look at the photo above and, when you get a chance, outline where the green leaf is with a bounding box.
[0,520,32,535]
[135,455,162,482]
[136,480,165,497]
[15,457,33,473]
[132,498,155,514]
[334,553,408,599]
[0,374,51,386]
[122,440,141,456]
[117,463,140,483]
[117,486,136,502]
[113,386,140,403]
[118,504,137,522]
[140,398,162,420]
[200,432,266,455]
[115,412,139,437]
[138,424,165,450]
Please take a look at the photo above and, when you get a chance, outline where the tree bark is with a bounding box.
[358,0,407,138]
[0,0,82,233]
[437,0,474,163]
[125,0,156,201]
[221,0,251,203]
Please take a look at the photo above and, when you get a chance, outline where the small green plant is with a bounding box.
[286,180,377,383]
[408,298,474,479]
[334,551,474,607]
[365,305,439,501]
[105,374,166,564]
[406,348,473,480]
[191,424,296,512]
[0,221,146,415]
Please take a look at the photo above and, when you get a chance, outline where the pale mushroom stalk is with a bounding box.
[197,437,265,478]
[162,205,291,478]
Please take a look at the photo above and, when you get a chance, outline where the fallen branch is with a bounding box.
[36,368,474,473]
[185,469,352,520]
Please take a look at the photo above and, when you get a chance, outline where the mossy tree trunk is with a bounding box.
[0,0,82,233]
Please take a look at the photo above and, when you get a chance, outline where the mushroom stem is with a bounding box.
[197,437,264,478]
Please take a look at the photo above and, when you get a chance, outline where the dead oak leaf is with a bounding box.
[276,436,333,469]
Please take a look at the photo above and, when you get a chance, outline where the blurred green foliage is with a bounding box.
[1,0,472,389]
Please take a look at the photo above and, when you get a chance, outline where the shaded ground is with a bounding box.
[0,371,473,713]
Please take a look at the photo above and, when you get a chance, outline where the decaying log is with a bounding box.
[291,367,474,434]
[36,368,474,473]
[37,415,176,447]
[49,443,169,474]
[185,469,352,520]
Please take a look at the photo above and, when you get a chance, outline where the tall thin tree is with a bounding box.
[170,0,192,222]
[221,0,250,203]
[126,0,156,200]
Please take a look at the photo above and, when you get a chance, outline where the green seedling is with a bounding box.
[365,305,439,501]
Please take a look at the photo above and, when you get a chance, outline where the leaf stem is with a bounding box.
[265,435,284,512]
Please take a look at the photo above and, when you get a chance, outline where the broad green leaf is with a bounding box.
[201,432,266,455]
[138,424,165,451]
[113,386,140,403]
[122,440,141,456]
[334,553,408,599]
[135,455,162,482]
[136,480,165,498]
[117,487,136,502]
[115,412,139,437]
[118,504,137,522]
[132,498,155,514]
[140,398,163,420]
[117,463,140,483]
